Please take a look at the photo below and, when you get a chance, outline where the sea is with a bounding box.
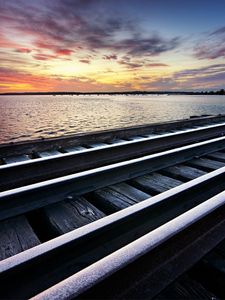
[0,94,225,144]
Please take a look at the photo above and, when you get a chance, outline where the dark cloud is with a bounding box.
[79,59,91,64]
[118,59,143,69]
[118,57,168,69]
[115,37,180,56]
[174,64,225,78]
[15,48,32,53]
[103,54,117,60]
[211,26,225,36]
[140,64,225,90]
[147,63,169,67]
[0,0,180,60]
[195,45,225,60]
[194,26,225,60]
[33,53,59,61]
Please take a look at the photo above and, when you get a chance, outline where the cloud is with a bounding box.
[118,59,143,69]
[103,54,117,60]
[0,32,20,49]
[79,59,91,64]
[211,26,225,36]
[118,56,169,69]
[195,45,225,60]
[0,0,180,62]
[54,49,74,56]
[173,64,225,78]
[194,26,225,60]
[147,63,169,67]
[0,66,128,92]
[15,48,32,53]
[139,64,225,91]
[32,53,59,61]
[114,37,180,56]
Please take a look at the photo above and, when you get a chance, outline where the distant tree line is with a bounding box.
[0,89,224,96]
[202,89,225,95]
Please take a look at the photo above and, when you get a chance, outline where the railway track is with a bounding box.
[1,117,225,192]
[1,116,225,299]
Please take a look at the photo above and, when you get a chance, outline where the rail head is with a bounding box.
[1,120,225,193]
[1,164,225,273]
[32,190,225,300]
[1,134,225,221]
[2,165,225,298]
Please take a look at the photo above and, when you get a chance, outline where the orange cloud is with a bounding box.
[16,48,32,53]
[0,67,132,93]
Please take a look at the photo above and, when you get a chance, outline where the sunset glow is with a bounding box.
[0,0,225,93]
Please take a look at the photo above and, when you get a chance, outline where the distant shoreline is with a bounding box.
[0,89,225,96]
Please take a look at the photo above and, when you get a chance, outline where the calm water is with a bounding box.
[1,94,225,144]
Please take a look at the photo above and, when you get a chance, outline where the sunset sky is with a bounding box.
[0,0,225,93]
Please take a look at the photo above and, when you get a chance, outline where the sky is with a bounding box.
[0,0,225,93]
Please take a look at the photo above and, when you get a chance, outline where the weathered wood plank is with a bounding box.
[162,164,206,181]
[142,133,159,138]
[214,239,225,258]
[43,197,105,235]
[109,139,127,144]
[111,183,150,200]
[64,145,87,153]
[131,173,183,194]
[37,150,62,158]
[155,275,217,299]
[193,251,225,297]
[3,154,31,164]
[206,151,225,163]
[0,215,40,261]
[187,158,225,171]
[89,142,108,148]
[92,183,149,213]
[128,135,146,141]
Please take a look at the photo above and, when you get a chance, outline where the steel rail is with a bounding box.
[1,135,225,221]
[32,190,225,300]
[1,167,225,298]
[1,121,225,191]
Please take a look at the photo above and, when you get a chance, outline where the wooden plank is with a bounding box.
[128,135,146,141]
[187,158,225,171]
[214,239,225,258]
[131,173,183,194]
[206,151,225,162]
[162,164,206,181]
[3,154,31,164]
[142,133,159,138]
[0,215,40,261]
[109,139,127,144]
[155,275,217,299]
[110,183,150,200]
[43,197,105,235]
[93,183,149,213]
[64,146,87,153]
[193,251,225,297]
[89,142,108,148]
[203,251,225,273]
[37,150,62,158]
